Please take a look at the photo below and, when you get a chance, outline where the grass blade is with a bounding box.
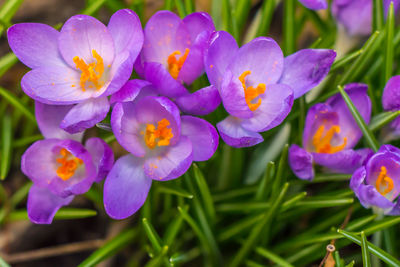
[283,0,295,55]
[192,164,215,223]
[9,208,97,221]
[384,2,395,83]
[0,87,35,123]
[255,0,276,37]
[361,231,372,267]
[157,184,193,199]
[255,247,294,267]
[1,114,12,180]
[369,111,400,131]
[142,218,163,253]
[373,0,384,30]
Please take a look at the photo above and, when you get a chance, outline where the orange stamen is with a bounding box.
[167,48,190,79]
[376,166,394,196]
[312,125,347,153]
[56,148,84,181]
[73,50,104,91]
[141,118,174,149]
[239,70,266,111]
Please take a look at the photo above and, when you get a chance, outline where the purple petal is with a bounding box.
[104,155,152,219]
[382,75,400,111]
[350,166,366,192]
[21,66,93,105]
[229,37,284,85]
[110,79,153,104]
[356,184,395,210]
[182,12,215,43]
[107,9,143,60]
[144,62,188,98]
[181,116,219,161]
[59,15,114,68]
[175,85,221,116]
[240,83,293,132]
[85,137,114,183]
[27,184,73,224]
[144,136,193,181]
[7,23,66,68]
[35,102,83,141]
[298,0,328,10]
[332,0,372,36]
[387,200,400,215]
[288,144,314,180]
[205,31,239,88]
[101,51,133,97]
[279,49,336,99]
[217,116,264,148]
[60,97,110,134]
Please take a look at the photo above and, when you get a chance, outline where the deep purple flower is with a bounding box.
[8,9,143,133]
[298,0,328,10]
[134,10,220,115]
[104,95,219,219]
[22,103,114,224]
[204,31,335,148]
[332,0,400,36]
[380,76,400,142]
[351,145,400,215]
[289,83,373,180]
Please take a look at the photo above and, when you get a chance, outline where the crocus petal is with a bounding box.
[356,184,395,210]
[298,0,328,10]
[104,155,152,219]
[175,85,221,116]
[144,62,188,98]
[204,31,239,88]
[101,51,133,97]
[144,136,193,181]
[7,23,66,68]
[107,9,143,60]
[60,97,110,134]
[332,0,372,36]
[279,49,336,99]
[85,137,114,182]
[111,102,146,157]
[313,148,373,174]
[217,116,264,148]
[110,79,153,104]
[21,66,93,104]
[382,75,400,111]
[181,116,219,161]
[182,12,215,43]
[388,200,400,215]
[288,144,314,180]
[27,184,73,224]
[59,15,114,68]
[142,10,190,64]
[35,102,83,141]
[229,37,284,85]
[240,83,294,132]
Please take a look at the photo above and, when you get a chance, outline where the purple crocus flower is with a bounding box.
[104,95,219,219]
[289,83,373,180]
[351,145,400,215]
[22,103,114,224]
[332,0,400,36]
[380,76,400,142]
[204,31,335,148]
[8,9,143,133]
[298,0,328,10]
[134,10,221,115]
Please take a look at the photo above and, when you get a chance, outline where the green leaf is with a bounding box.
[192,164,216,223]
[78,228,137,267]
[311,174,351,183]
[0,53,18,77]
[0,255,10,267]
[255,162,275,201]
[334,251,343,267]
[0,0,24,35]
[373,0,384,30]
[174,0,186,17]
[283,0,295,55]
[255,247,294,267]
[163,206,187,246]
[361,231,372,267]
[142,218,163,253]
[157,184,193,199]
[82,0,106,15]
[0,87,35,123]
[345,261,355,267]
[10,181,32,207]
[184,0,194,14]
[9,208,97,221]
[234,0,251,34]
[330,49,362,72]
[363,216,400,235]
[271,144,289,198]
[369,111,400,132]
[337,85,379,152]
[295,198,354,208]
[1,114,12,180]
[255,0,276,37]
[384,2,395,83]
[338,229,400,267]
[13,134,43,148]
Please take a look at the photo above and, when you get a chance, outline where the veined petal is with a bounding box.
[382,75,400,111]
[110,79,153,104]
[101,51,133,97]
[175,85,221,116]
[288,144,314,180]
[85,137,114,183]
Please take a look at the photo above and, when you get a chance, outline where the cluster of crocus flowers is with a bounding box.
[381,76,400,142]
[289,84,373,180]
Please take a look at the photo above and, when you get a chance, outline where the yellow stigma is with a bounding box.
[73,49,104,91]
[141,118,174,149]
[56,148,84,181]
[376,166,394,196]
[239,70,266,112]
[167,48,190,80]
[312,124,347,154]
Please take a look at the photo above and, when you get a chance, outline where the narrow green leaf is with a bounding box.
[78,228,137,267]
[281,192,307,211]
[163,206,187,246]
[13,134,43,148]
[363,216,400,235]
[157,184,193,199]
[345,261,355,267]
[255,247,294,267]
[283,0,295,55]
[184,0,194,14]
[221,0,232,32]
[338,85,379,152]
[330,49,362,72]
[255,0,276,37]
[255,161,275,201]
[164,0,174,10]
[142,218,163,253]
[82,0,106,15]
[174,0,186,17]
[1,114,12,180]
[272,144,289,198]
[217,214,263,242]
[373,0,384,30]
[312,174,351,183]
[213,186,257,203]
[9,208,97,221]
[295,198,353,208]
[384,2,395,83]
[0,0,24,35]
[369,111,400,132]
[334,251,343,267]
[235,0,251,33]
[245,260,265,267]
[338,229,400,267]
[103,134,116,144]
[361,231,372,267]
[0,53,18,77]
[192,164,215,222]
[10,181,32,207]
[0,87,35,123]
[0,255,10,267]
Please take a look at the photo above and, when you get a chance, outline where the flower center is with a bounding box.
[312,124,347,153]
[376,166,394,196]
[167,48,190,80]
[56,148,83,181]
[141,118,174,149]
[73,50,104,91]
[239,70,266,111]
